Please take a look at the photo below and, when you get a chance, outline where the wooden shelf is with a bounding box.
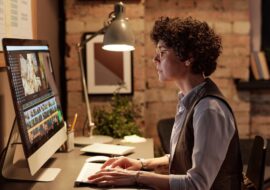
[235,79,270,90]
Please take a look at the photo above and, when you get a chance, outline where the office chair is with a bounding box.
[157,118,174,154]
[243,135,267,190]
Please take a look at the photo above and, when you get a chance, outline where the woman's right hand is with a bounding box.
[101,157,142,171]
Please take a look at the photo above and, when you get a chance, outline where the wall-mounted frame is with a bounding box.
[83,33,133,95]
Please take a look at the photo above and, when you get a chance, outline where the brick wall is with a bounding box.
[65,0,269,151]
[65,0,146,136]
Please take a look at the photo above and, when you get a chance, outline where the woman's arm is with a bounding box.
[139,154,170,171]
[101,154,170,171]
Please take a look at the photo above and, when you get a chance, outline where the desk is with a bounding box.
[0,139,154,190]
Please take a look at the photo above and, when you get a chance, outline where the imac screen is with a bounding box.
[3,38,65,158]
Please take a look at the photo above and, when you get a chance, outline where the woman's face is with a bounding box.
[153,40,188,82]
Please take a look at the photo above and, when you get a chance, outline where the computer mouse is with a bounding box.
[85,156,110,163]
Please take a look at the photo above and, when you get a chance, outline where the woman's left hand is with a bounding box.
[88,167,138,187]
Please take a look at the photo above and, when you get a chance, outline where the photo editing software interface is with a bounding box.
[5,41,65,158]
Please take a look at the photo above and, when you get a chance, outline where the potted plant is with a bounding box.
[93,88,141,138]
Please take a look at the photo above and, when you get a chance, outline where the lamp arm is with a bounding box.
[77,26,107,49]
[76,26,107,135]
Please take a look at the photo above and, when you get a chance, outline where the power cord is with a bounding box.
[0,147,7,162]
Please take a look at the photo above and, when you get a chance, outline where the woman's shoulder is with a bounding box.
[195,96,232,116]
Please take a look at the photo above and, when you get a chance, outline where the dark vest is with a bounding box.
[170,78,243,189]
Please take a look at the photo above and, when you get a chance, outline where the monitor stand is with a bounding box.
[1,118,61,182]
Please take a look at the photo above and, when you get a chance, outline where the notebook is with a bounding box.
[80,143,135,156]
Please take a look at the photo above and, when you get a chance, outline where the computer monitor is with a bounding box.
[1,38,67,181]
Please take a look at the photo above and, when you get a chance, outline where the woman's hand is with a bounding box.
[88,167,138,187]
[101,156,142,170]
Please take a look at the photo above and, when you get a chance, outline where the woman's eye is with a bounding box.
[160,50,167,57]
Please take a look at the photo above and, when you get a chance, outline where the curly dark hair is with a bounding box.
[150,16,222,76]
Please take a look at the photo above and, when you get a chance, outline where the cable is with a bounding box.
[0,147,7,162]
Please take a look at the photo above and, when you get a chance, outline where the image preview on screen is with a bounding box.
[2,38,67,181]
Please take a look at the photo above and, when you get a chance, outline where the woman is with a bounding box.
[88,16,243,190]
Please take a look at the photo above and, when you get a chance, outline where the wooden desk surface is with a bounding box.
[0,139,154,190]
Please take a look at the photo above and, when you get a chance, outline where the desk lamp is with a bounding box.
[75,1,135,145]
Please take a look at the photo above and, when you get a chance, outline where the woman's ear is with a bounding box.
[185,57,194,66]
[185,60,191,66]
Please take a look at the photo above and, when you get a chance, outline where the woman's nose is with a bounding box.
[152,54,160,64]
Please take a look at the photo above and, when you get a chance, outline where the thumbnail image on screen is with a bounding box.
[19,53,49,96]
[24,97,62,144]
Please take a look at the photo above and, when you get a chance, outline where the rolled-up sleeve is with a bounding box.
[169,97,236,190]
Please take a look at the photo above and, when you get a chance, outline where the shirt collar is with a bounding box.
[178,81,207,109]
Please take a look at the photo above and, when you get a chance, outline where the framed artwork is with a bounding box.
[83,33,133,95]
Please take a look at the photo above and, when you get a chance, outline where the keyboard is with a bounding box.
[74,162,102,186]
[74,160,152,189]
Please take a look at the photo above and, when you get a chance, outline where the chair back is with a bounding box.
[246,135,267,190]
[157,118,174,154]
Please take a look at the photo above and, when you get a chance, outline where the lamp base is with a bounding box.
[74,135,113,146]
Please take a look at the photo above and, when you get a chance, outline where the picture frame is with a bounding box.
[83,33,133,95]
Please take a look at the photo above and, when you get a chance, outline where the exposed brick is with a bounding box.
[134,78,146,91]
[212,78,231,89]
[66,19,85,34]
[230,101,250,112]
[235,111,250,124]
[251,115,270,124]
[195,0,215,10]
[130,19,145,33]
[66,45,80,60]
[133,91,145,106]
[213,21,232,34]
[160,89,178,102]
[251,124,270,137]
[232,21,250,34]
[238,123,250,138]
[65,57,79,70]
[66,69,81,80]
[66,34,82,46]
[146,101,176,119]
[67,80,82,91]
[230,56,249,68]
[231,65,249,80]
[230,1,249,11]
[147,78,164,88]
[145,89,161,102]
[146,64,158,78]
[67,92,83,107]
[222,47,250,57]
[212,66,231,78]
[126,4,144,18]
[86,4,113,18]
[84,18,104,32]
[221,34,250,48]
[164,81,178,90]
[230,10,249,21]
